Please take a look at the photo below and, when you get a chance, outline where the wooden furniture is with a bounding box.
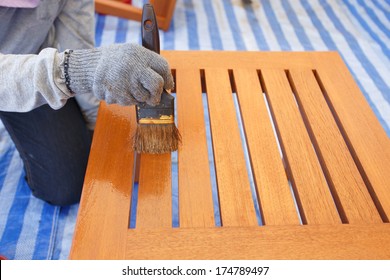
[70,51,390,259]
[95,0,176,31]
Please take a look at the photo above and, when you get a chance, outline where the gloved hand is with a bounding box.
[65,43,174,106]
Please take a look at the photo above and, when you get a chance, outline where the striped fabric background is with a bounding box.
[0,0,389,259]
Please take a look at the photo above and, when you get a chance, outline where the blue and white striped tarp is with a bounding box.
[1,0,389,259]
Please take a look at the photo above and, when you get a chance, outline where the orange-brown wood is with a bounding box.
[136,153,172,228]
[288,69,382,224]
[261,69,341,225]
[70,51,390,260]
[161,51,335,70]
[233,68,300,226]
[314,54,390,222]
[205,68,258,227]
[176,68,215,228]
[125,224,390,259]
[69,103,135,259]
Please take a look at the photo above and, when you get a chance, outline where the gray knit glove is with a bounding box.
[65,43,174,106]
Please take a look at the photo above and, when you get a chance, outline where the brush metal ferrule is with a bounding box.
[136,90,175,125]
[138,115,174,124]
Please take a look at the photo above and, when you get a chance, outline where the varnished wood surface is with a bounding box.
[70,51,390,259]
[125,224,390,259]
[69,103,135,259]
[136,153,172,228]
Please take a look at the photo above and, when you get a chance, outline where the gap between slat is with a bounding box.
[257,69,308,225]
[171,70,179,227]
[261,92,303,225]
[228,69,263,226]
[129,153,140,229]
[204,67,259,226]
[172,92,179,228]
[313,70,388,223]
[285,70,347,224]
[171,69,177,93]
[200,69,222,227]
[127,73,178,229]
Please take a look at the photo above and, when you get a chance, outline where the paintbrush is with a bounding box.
[132,3,181,154]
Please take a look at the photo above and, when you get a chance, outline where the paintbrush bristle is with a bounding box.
[132,124,181,154]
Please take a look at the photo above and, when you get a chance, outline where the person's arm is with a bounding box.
[51,0,98,129]
[0,48,71,112]
[0,43,174,112]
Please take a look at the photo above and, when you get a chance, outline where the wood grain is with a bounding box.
[70,102,135,259]
[314,54,390,222]
[204,68,258,227]
[233,68,300,225]
[288,69,382,224]
[136,153,172,228]
[162,51,338,70]
[176,68,215,228]
[261,69,341,225]
[125,224,390,259]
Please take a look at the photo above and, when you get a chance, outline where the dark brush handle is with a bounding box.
[138,3,174,111]
[142,3,160,54]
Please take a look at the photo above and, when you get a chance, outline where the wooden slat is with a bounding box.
[315,54,390,222]
[125,224,390,259]
[176,68,215,228]
[233,68,300,225]
[70,102,135,259]
[162,51,334,70]
[261,69,341,225]
[289,69,382,224]
[205,68,258,227]
[136,153,172,228]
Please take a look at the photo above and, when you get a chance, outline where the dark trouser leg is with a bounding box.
[0,98,92,206]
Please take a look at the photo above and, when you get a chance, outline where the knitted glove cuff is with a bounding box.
[66,48,101,95]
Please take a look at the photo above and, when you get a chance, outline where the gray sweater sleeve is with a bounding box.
[0,48,72,112]
[51,0,100,130]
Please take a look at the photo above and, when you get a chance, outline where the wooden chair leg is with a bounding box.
[95,0,176,31]
[149,0,176,31]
